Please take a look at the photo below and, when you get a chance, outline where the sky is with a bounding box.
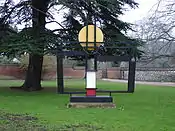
[119,0,158,23]
[7,0,159,30]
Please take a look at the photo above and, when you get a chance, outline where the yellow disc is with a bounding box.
[78,25,104,50]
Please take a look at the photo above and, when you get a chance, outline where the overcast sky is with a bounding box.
[120,0,159,23]
[10,0,159,30]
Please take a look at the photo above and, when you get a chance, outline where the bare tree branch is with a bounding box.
[131,0,175,67]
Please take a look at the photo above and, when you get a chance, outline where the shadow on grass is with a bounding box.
[0,86,86,94]
[0,111,103,131]
[0,111,47,131]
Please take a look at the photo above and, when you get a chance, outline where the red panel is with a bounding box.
[86,89,96,96]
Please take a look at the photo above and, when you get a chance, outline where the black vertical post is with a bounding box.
[94,13,97,71]
[94,55,97,71]
[128,58,136,93]
[84,4,89,86]
[56,45,64,94]
[94,12,97,51]
[85,6,89,62]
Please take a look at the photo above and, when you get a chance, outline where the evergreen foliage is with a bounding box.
[0,0,143,58]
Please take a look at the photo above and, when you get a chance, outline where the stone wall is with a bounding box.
[122,68,175,82]
[0,65,174,82]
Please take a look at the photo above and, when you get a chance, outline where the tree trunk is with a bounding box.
[21,0,49,91]
[57,56,64,93]
[22,54,43,91]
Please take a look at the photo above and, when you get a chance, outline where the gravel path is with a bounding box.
[102,79,175,87]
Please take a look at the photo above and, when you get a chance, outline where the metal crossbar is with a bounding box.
[97,55,131,61]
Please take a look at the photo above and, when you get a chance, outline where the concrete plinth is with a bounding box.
[68,102,116,108]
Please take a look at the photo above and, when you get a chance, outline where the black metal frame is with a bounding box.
[54,2,136,95]
[55,41,136,95]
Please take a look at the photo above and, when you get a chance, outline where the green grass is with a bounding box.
[0,79,175,131]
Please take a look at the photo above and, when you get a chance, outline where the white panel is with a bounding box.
[86,71,96,89]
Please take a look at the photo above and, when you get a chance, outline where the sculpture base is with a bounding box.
[68,96,115,108]
[70,96,113,103]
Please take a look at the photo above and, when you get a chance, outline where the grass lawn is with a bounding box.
[0,79,175,131]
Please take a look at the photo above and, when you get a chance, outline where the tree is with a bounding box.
[131,0,175,67]
[1,0,50,91]
[0,17,17,55]
[0,0,142,91]
[58,0,143,67]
